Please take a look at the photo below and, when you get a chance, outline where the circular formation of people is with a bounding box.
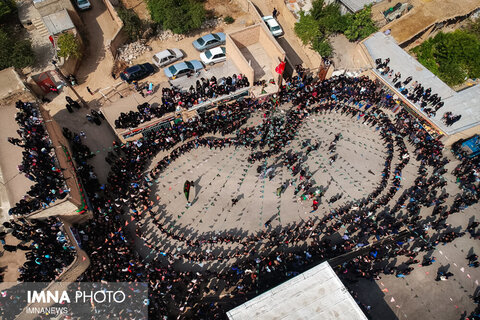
[3,66,480,320]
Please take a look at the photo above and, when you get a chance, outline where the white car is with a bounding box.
[262,16,283,37]
[152,49,184,68]
[76,0,91,10]
[200,47,226,65]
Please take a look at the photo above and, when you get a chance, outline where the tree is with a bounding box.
[57,33,81,59]
[0,0,16,23]
[312,37,333,57]
[412,30,480,86]
[467,17,480,40]
[343,6,377,41]
[294,11,322,45]
[147,0,205,34]
[0,28,35,69]
[118,8,143,41]
[10,39,35,68]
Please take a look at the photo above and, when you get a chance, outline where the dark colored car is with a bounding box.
[120,63,155,83]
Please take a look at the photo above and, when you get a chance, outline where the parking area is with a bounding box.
[169,60,240,90]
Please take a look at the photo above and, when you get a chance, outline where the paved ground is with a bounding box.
[128,101,480,319]
[144,112,389,238]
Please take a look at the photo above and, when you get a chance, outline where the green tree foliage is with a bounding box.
[312,37,333,57]
[412,30,480,86]
[0,0,16,22]
[147,0,205,34]
[57,33,82,59]
[343,5,377,41]
[294,0,375,57]
[118,8,143,41]
[294,11,322,45]
[467,17,480,40]
[0,28,34,69]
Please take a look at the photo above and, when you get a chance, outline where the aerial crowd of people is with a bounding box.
[115,74,250,129]
[7,101,70,216]
[375,58,461,126]
[2,63,480,319]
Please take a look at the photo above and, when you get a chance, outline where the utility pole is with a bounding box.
[52,60,88,108]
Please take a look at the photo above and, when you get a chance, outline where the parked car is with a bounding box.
[192,33,226,51]
[262,16,283,37]
[163,60,204,79]
[120,63,155,83]
[152,49,184,67]
[200,47,226,65]
[76,0,91,10]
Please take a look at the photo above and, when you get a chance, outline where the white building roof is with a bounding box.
[363,32,480,136]
[226,262,367,320]
[42,9,75,36]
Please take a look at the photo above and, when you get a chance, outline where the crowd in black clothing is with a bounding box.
[3,218,74,282]
[375,58,461,126]
[115,74,250,129]
[4,70,480,319]
[7,101,69,216]
[70,73,480,318]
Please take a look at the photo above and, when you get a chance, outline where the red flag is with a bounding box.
[275,61,285,74]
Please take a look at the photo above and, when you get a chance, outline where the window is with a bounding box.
[168,65,177,74]
[205,51,212,59]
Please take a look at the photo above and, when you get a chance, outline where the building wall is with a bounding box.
[101,0,126,58]
[229,25,259,48]
[39,106,84,209]
[258,26,286,79]
[270,0,299,26]
[226,34,255,83]
[25,199,79,219]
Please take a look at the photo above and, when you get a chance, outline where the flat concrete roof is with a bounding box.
[340,0,378,13]
[0,68,27,101]
[42,9,74,35]
[226,261,367,320]
[363,32,480,136]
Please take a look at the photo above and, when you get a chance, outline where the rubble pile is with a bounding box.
[155,30,186,42]
[201,17,223,29]
[117,41,152,64]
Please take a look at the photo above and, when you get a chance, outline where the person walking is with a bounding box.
[272,7,278,18]
[87,87,94,95]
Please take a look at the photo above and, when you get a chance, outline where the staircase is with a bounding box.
[31,17,51,39]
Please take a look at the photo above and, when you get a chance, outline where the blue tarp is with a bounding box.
[461,135,480,158]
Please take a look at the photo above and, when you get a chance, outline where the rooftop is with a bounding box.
[339,0,379,13]
[363,32,480,136]
[226,262,367,320]
[42,9,75,36]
